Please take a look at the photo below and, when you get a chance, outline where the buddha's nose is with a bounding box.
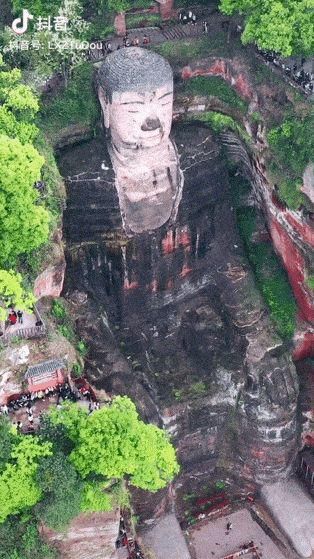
[141,117,161,131]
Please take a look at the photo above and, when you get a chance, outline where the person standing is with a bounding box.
[17,310,23,324]
[8,310,17,325]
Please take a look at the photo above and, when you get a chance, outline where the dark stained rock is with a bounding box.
[60,122,299,518]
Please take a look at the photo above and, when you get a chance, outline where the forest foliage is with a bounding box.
[220,0,314,56]
[0,397,179,545]
[0,56,50,320]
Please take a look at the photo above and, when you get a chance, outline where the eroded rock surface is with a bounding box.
[42,510,119,559]
[61,122,299,516]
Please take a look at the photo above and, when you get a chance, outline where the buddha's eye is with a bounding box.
[128,110,140,114]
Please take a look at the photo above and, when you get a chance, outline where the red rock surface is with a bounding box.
[114,13,126,36]
[34,261,66,298]
[42,510,120,559]
[156,0,175,20]
[269,216,314,323]
[181,59,254,101]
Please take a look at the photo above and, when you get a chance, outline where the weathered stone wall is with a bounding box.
[42,510,120,559]
[60,123,299,517]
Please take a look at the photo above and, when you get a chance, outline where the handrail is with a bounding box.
[0,324,46,345]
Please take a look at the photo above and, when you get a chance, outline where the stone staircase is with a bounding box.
[161,22,204,41]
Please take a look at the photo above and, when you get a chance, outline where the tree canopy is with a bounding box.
[219,0,314,56]
[0,397,179,532]
[0,436,52,523]
[0,135,49,266]
[0,56,50,319]
[34,452,83,530]
[48,396,180,492]
[11,0,62,17]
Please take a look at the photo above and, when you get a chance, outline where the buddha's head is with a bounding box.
[98,47,173,150]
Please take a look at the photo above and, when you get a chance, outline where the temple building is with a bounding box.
[25,358,66,393]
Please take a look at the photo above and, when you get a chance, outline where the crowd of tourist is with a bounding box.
[0,381,98,434]
[179,9,197,25]
[103,31,150,55]
[256,48,313,94]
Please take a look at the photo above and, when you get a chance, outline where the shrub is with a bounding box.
[267,115,314,210]
[39,63,100,143]
[277,178,304,211]
[184,76,248,112]
[51,300,67,321]
[236,207,297,338]
[80,481,112,513]
[126,12,161,28]
[72,362,84,377]
[189,111,249,142]
[76,340,88,356]
[307,277,314,290]
[57,324,76,342]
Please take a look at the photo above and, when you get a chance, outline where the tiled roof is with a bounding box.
[25,358,66,379]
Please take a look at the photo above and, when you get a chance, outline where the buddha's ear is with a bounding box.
[98,87,110,128]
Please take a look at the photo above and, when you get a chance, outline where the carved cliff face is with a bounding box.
[98,48,181,236]
[99,84,173,151]
[98,48,174,153]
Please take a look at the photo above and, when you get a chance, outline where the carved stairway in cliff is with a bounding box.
[161,22,204,41]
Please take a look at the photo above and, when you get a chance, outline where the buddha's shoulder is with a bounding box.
[58,135,114,184]
[172,122,221,166]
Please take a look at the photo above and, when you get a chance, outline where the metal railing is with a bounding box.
[0,306,46,346]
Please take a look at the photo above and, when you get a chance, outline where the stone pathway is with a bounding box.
[188,509,286,559]
[139,513,191,559]
[89,20,206,62]
[262,480,314,558]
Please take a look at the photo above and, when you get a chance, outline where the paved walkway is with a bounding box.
[188,509,286,559]
[262,480,314,558]
[139,513,191,559]
[89,20,206,62]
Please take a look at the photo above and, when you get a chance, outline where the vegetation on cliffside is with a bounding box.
[235,201,297,338]
[183,76,248,112]
[0,56,53,319]
[0,398,179,550]
[267,112,314,210]
[39,63,100,144]
[220,0,314,56]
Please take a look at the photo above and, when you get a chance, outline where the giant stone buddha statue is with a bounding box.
[98,47,183,235]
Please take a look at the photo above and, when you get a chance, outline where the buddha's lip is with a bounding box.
[140,129,163,139]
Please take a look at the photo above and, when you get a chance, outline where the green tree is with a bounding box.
[50,397,179,492]
[0,57,39,144]
[34,452,83,530]
[219,0,314,56]
[11,0,62,17]
[0,135,49,266]
[39,413,74,455]
[0,270,35,321]
[0,517,56,559]
[0,417,16,474]
[0,437,52,523]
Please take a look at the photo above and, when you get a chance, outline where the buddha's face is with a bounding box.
[100,83,173,149]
